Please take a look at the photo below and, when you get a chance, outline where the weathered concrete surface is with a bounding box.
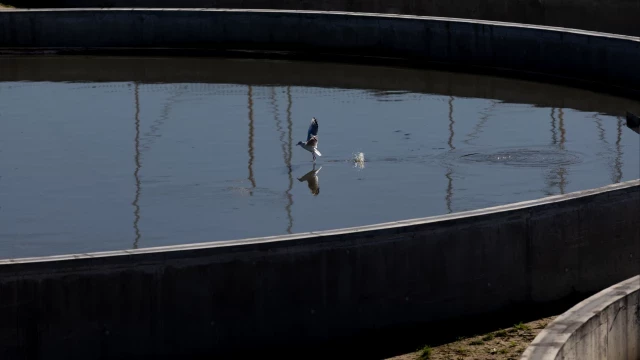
[0,10,639,102]
[9,0,640,37]
[1,55,639,118]
[0,180,638,359]
[522,275,640,360]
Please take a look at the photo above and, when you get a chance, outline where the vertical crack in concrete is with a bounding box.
[608,305,626,332]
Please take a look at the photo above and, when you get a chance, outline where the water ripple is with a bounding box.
[439,146,584,168]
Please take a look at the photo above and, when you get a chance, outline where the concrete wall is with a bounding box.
[522,275,640,360]
[9,0,640,37]
[0,10,639,101]
[0,181,638,359]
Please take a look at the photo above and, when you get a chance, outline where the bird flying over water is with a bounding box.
[297,117,322,162]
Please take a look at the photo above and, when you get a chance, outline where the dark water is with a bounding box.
[0,56,638,259]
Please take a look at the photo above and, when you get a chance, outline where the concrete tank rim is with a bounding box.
[0,179,637,264]
[521,274,640,360]
[0,9,638,265]
[3,8,640,42]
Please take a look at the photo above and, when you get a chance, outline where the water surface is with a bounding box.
[0,56,638,259]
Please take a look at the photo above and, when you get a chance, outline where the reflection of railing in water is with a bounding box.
[593,114,611,184]
[464,100,497,146]
[558,108,566,152]
[285,86,294,234]
[445,95,455,214]
[592,113,624,184]
[556,108,567,194]
[131,83,186,249]
[132,82,141,249]
[122,83,629,242]
[593,113,609,146]
[270,87,294,234]
[545,107,568,195]
[613,117,624,183]
[247,85,256,193]
[138,84,187,153]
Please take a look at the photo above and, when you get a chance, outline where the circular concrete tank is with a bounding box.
[0,9,638,359]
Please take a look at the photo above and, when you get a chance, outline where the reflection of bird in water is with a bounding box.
[297,166,322,196]
[297,117,322,162]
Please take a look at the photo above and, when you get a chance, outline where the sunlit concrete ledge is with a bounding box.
[522,275,640,360]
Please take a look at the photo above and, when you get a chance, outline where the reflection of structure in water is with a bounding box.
[545,107,567,195]
[247,85,257,192]
[132,82,141,249]
[445,95,455,214]
[297,166,322,196]
[270,86,295,234]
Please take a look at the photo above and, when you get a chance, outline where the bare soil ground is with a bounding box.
[385,316,557,360]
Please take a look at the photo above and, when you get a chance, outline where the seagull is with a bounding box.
[297,117,322,162]
[298,166,322,196]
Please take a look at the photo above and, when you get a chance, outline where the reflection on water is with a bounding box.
[285,87,295,234]
[464,100,496,146]
[297,166,322,196]
[132,82,141,249]
[0,57,638,259]
[445,96,455,213]
[271,87,295,233]
[247,85,256,193]
[545,107,568,195]
[614,117,624,183]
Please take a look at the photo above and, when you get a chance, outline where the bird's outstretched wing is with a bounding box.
[306,136,318,147]
[307,117,319,141]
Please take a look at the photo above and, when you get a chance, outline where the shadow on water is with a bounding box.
[3,56,639,118]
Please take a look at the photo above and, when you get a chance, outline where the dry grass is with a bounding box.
[0,3,16,9]
[386,316,556,360]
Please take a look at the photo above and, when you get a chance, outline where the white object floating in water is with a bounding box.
[353,152,365,169]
